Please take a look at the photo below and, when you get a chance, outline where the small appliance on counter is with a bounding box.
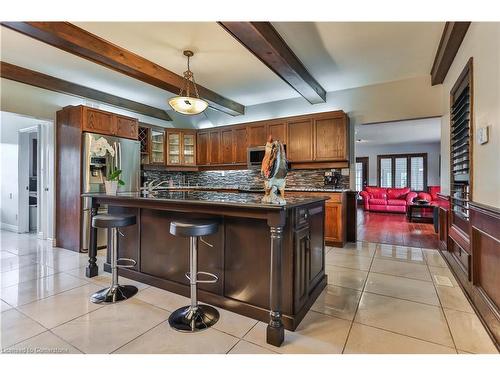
[324,170,342,188]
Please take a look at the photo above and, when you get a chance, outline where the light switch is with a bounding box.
[478,126,489,145]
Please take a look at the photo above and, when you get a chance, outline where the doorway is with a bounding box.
[355,157,369,194]
[0,111,54,239]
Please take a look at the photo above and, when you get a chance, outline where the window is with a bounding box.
[380,158,392,188]
[377,153,427,190]
[355,162,363,191]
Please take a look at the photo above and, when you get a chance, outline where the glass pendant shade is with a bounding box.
[168,50,208,115]
[168,96,208,115]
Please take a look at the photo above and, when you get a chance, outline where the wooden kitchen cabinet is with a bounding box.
[81,106,138,140]
[197,132,209,165]
[150,128,165,164]
[166,129,196,166]
[233,127,248,164]
[209,130,222,164]
[287,119,313,162]
[314,114,348,161]
[267,121,287,144]
[221,129,234,164]
[82,107,115,135]
[115,115,138,140]
[247,123,268,147]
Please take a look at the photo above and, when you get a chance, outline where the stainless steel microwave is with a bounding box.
[247,146,266,169]
[247,144,287,169]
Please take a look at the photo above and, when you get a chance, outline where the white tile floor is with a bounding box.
[0,230,498,354]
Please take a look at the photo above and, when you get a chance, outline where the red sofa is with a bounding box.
[360,187,417,213]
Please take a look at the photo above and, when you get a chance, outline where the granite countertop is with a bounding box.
[153,185,350,193]
[82,191,328,209]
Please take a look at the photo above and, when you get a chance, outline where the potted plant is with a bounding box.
[105,168,125,195]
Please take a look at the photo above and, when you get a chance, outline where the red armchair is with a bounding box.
[360,187,417,213]
[417,186,441,205]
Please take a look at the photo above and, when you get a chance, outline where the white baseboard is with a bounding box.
[0,223,19,232]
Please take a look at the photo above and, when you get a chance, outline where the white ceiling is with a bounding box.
[1,22,444,126]
[272,22,444,92]
[355,117,442,147]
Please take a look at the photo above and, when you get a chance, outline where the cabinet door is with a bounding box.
[221,129,234,164]
[138,126,150,165]
[115,116,138,139]
[267,121,287,144]
[308,205,325,289]
[182,132,196,165]
[233,127,248,164]
[150,129,165,164]
[324,202,343,243]
[287,119,313,162]
[83,108,115,135]
[314,116,347,161]
[209,130,221,164]
[247,123,267,147]
[197,132,209,165]
[294,226,310,313]
[166,131,181,165]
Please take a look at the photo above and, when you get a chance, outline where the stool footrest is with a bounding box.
[116,258,137,268]
[185,271,218,284]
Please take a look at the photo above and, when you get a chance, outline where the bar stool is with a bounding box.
[90,213,138,304]
[168,219,220,332]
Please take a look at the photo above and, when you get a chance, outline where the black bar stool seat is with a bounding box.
[170,220,218,237]
[90,213,138,304]
[92,214,136,228]
[168,219,220,332]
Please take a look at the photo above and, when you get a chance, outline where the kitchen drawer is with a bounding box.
[452,241,471,279]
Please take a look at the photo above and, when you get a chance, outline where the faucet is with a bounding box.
[149,180,171,192]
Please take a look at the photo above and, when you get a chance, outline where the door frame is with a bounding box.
[355,157,369,192]
[18,126,38,233]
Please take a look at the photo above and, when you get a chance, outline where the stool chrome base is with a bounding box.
[90,285,138,304]
[168,305,219,332]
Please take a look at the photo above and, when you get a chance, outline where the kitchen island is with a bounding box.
[84,191,328,346]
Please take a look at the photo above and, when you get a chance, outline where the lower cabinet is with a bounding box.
[293,204,326,313]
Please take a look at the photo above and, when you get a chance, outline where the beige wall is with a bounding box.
[440,22,500,208]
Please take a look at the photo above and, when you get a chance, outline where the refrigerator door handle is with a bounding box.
[114,142,118,169]
[118,142,122,170]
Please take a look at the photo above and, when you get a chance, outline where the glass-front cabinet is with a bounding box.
[150,128,165,164]
[167,130,196,166]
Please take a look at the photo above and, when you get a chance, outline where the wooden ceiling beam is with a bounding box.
[430,22,471,86]
[1,61,173,121]
[1,22,245,116]
[219,22,326,104]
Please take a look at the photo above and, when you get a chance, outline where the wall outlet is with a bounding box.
[341,168,350,176]
[477,126,489,145]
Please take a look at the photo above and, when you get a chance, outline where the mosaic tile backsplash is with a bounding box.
[142,167,350,190]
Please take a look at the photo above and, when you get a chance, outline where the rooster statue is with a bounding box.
[261,136,288,204]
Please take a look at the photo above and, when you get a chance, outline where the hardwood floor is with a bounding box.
[356,208,439,249]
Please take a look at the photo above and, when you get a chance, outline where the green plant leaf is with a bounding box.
[108,169,122,181]
[118,179,125,186]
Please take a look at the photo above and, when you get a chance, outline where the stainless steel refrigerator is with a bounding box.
[81,132,140,252]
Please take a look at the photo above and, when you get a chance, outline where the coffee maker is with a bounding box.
[324,170,342,188]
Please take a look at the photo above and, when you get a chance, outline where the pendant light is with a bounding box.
[168,50,208,115]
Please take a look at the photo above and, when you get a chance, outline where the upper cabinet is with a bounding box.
[150,128,165,164]
[287,119,314,162]
[150,110,348,170]
[247,123,267,147]
[313,113,349,161]
[166,129,197,166]
[81,106,138,140]
[267,121,287,144]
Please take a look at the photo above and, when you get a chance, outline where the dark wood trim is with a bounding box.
[376,153,428,191]
[218,22,326,104]
[431,22,471,85]
[440,202,500,349]
[1,22,245,116]
[0,61,172,121]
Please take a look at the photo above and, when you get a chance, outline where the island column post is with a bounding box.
[267,209,286,346]
[86,197,99,278]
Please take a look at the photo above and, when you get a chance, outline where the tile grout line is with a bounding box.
[109,318,169,354]
[340,242,378,354]
[422,249,460,353]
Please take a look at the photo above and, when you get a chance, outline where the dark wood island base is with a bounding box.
[84,191,328,347]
